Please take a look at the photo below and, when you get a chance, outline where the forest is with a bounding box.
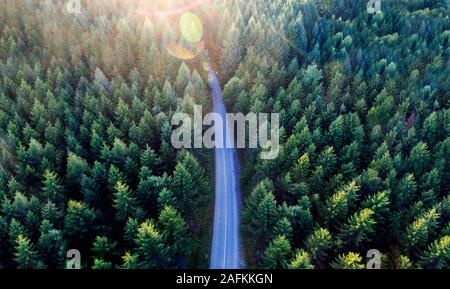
[0,0,449,269]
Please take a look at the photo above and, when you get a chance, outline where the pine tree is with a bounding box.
[361,190,390,221]
[396,255,413,269]
[82,161,107,207]
[273,217,293,241]
[114,99,132,137]
[14,234,38,269]
[418,235,449,269]
[175,62,191,96]
[396,173,417,209]
[221,24,242,80]
[157,188,178,212]
[408,142,430,177]
[261,235,292,269]
[94,67,110,91]
[159,81,177,112]
[107,165,126,192]
[124,217,139,247]
[223,77,244,110]
[289,249,314,269]
[338,208,376,249]
[121,251,139,269]
[37,220,64,268]
[66,152,90,190]
[92,236,117,261]
[140,148,161,171]
[243,179,278,255]
[135,220,167,268]
[324,181,359,227]
[159,206,190,265]
[92,259,113,269]
[113,181,138,222]
[288,12,308,54]
[172,152,209,226]
[305,228,333,265]
[42,170,64,203]
[8,218,25,247]
[331,252,365,269]
[406,207,440,253]
[41,201,63,227]
[64,200,98,243]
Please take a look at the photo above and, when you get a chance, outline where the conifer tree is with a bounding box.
[289,249,314,269]
[14,234,38,269]
[113,181,138,222]
[135,220,167,268]
[331,252,365,269]
[262,235,292,269]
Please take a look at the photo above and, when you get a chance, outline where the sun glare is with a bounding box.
[138,0,208,17]
[179,12,204,43]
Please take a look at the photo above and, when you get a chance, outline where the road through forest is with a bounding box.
[207,68,243,269]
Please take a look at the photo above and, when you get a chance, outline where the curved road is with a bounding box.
[207,68,243,269]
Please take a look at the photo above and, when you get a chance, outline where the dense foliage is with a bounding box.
[234,0,450,269]
[0,0,214,269]
[0,0,449,269]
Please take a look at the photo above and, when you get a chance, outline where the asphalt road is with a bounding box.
[207,69,243,269]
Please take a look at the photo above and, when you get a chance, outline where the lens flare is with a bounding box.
[165,41,204,60]
[180,12,203,43]
[137,0,207,18]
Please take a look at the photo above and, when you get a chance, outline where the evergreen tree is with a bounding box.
[66,152,90,190]
[92,236,117,262]
[113,181,138,222]
[42,170,64,203]
[172,152,209,226]
[261,235,292,269]
[419,235,450,269]
[64,200,98,243]
[9,218,26,247]
[0,0,448,270]
[289,249,314,269]
[338,208,376,249]
[243,179,278,256]
[135,220,167,268]
[221,24,243,80]
[406,207,440,253]
[273,217,293,241]
[92,259,113,269]
[305,228,333,266]
[324,181,359,227]
[14,234,39,269]
[121,251,139,269]
[331,252,365,269]
[396,255,413,269]
[158,206,190,265]
[37,220,64,268]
